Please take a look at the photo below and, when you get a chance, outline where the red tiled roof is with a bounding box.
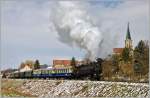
[53,60,71,66]
[53,59,83,67]
[113,48,124,54]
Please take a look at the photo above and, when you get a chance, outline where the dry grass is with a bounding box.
[1,79,37,97]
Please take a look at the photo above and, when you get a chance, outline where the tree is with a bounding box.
[134,40,145,54]
[102,60,113,78]
[25,60,34,65]
[111,55,120,74]
[112,55,120,66]
[71,57,76,67]
[134,40,149,74]
[71,57,76,72]
[122,48,131,62]
[20,62,25,69]
[25,60,34,69]
[34,60,40,69]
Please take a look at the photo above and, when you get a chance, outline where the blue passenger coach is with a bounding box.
[32,68,73,78]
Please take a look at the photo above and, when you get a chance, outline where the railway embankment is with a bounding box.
[1,79,149,97]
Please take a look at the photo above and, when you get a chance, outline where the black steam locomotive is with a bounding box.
[7,58,103,80]
[74,58,103,80]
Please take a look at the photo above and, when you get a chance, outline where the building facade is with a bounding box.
[113,23,133,56]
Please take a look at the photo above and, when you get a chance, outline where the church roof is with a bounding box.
[113,48,124,54]
[126,22,131,40]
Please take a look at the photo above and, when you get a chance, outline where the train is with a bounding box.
[8,67,73,79]
[7,58,103,80]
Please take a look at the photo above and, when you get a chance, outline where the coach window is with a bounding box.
[56,70,58,73]
[45,70,47,74]
[56,70,57,73]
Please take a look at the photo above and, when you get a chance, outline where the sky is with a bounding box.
[1,0,149,70]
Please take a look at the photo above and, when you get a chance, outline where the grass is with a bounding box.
[1,79,37,97]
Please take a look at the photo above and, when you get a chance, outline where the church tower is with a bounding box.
[125,23,133,49]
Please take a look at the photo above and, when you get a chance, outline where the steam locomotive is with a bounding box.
[7,58,103,80]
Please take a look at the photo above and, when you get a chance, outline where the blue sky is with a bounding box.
[1,0,149,70]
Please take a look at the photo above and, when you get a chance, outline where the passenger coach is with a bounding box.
[8,67,73,79]
[33,68,73,78]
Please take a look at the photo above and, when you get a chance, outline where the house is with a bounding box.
[20,65,32,72]
[53,59,83,68]
[53,60,71,68]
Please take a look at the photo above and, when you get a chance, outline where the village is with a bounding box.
[2,23,149,83]
[1,0,149,97]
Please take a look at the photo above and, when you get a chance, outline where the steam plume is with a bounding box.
[51,1,103,60]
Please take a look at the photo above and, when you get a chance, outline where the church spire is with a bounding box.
[125,22,132,49]
[126,22,131,40]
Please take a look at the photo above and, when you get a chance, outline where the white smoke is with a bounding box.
[51,1,103,60]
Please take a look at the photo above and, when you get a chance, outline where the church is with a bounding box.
[113,23,133,56]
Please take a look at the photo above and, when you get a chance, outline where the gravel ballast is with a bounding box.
[2,79,149,97]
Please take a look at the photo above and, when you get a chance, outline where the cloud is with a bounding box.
[1,0,149,69]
